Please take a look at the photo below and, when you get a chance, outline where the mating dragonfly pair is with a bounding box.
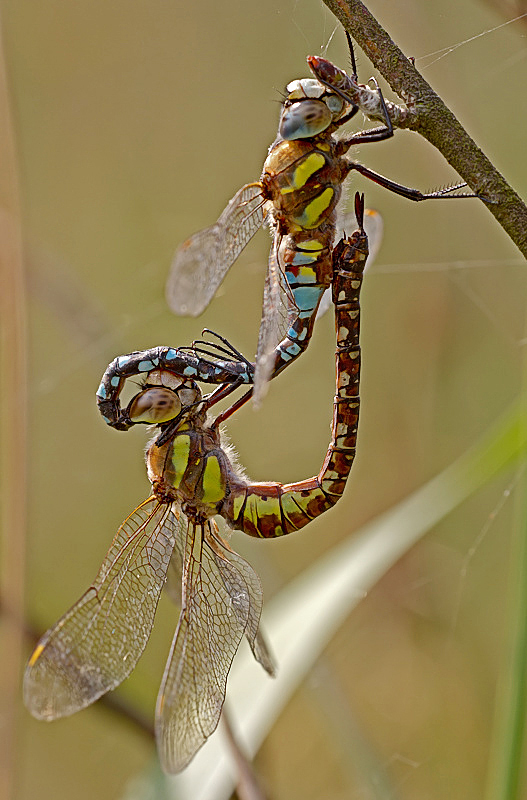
[24,38,476,775]
[24,196,368,774]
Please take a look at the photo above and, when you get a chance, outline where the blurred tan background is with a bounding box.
[2,0,527,798]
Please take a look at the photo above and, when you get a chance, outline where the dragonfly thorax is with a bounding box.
[146,420,234,519]
[262,137,343,231]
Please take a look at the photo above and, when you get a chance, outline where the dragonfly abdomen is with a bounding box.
[319,203,369,498]
[223,199,367,539]
[268,227,335,377]
[97,346,251,428]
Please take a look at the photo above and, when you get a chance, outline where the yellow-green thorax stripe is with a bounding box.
[170,434,191,489]
[294,187,334,229]
[291,152,325,189]
[201,455,225,504]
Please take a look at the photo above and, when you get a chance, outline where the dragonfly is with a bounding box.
[167,34,475,405]
[24,193,369,774]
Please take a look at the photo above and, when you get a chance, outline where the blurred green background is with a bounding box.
[2,0,527,798]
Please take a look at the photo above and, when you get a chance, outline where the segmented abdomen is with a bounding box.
[97,346,252,427]
[223,206,368,538]
[269,223,335,378]
[259,137,345,381]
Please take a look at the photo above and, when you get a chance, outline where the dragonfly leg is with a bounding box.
[184,329,254,373]
[209,386,254,429]
[204,377,248,413]
[340,81,393,145]
[333,104,360,127]
[345,161,478,201]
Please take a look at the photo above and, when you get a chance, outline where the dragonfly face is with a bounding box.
[126,369,201,426]
[279,77,346,140]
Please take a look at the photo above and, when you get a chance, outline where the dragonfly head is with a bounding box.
[279,77,346,140]
[127,369,201,425]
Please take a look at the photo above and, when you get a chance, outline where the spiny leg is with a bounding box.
[346,162,477,200]
[189,329,254,369]
[309,39,478,199]
[209,387,254,428]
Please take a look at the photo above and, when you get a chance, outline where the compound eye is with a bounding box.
[279,99,332,140]
[325,94,344,115]
[128,387,182,424]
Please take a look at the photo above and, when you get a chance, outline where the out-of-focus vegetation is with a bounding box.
[2,0,526,798]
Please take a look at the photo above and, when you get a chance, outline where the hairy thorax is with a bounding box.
[261,137,344,231]
[147,425,240,521]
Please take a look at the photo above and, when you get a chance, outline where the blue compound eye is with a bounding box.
[279,100,332,140]
[128,387,181,424]
[325,94,344,115]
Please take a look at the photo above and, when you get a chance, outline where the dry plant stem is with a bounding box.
[221,710,268,800]
[322,0,527,257]
[0,12,28,800]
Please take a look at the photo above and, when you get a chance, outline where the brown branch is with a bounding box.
[221,710,269,800]
[321,0,527,257]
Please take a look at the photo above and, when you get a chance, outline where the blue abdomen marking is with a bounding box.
[290,250,319,267]
[282,341,302,358]
[285,266,319,285]
[138,360,155,372]
[293,285,325,312]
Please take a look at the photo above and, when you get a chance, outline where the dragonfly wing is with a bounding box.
[156,519,273,773]
[253,240,297,406]
[363,207,384,266]
[209,519,276,677]
[316,207,384,319]
[314,287,332,320]
[164,547,184,607]
[166,183,266,317]
[24,498,179,720]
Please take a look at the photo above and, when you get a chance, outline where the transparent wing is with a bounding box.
[164,516,275,673]
[23,498,178,720]
[163,508,188,608]
[164,548,184,607]
[166,183,266,317]
[210,518,275,677]
[156,519,274,774]
[316,207,384,319]
[363,208,384,266]
[253,239,298,406]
